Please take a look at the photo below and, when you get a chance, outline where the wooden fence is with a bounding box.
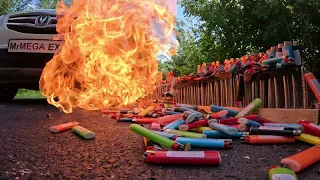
[148,66,316,109]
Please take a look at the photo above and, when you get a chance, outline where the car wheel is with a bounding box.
[0,86,19,102]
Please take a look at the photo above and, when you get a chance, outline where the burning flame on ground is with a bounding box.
[40,0,176,113]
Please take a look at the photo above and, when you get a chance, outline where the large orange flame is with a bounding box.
[40,0,175,113]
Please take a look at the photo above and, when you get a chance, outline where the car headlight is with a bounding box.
[0,15,5,25]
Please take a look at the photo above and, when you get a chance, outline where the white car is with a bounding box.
[0,9,62,101]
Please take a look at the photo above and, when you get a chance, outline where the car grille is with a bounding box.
[7,12,57,34]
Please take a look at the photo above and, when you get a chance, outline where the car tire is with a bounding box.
[0,87,19,102]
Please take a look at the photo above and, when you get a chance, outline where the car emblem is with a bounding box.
[35,15,51,26]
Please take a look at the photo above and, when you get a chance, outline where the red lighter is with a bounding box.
[145,151,221,165]
[299,119,320,137]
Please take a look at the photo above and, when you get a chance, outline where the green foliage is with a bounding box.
[0,0,32,15]
[36,0,59,9]
[171,0,320,75]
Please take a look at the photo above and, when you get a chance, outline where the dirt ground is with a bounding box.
[0,99,319,180]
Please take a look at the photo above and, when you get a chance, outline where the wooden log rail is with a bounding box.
[144,66,320,124]
[172,66,316,109]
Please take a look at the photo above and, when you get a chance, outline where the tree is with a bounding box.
[174,0,320,75]
[36,0,59,9]
[0,0,32,15]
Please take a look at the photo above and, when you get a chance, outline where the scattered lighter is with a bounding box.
[281,145,320,172]
[175,137,232,149]
[203,130,245,139]
[210,105,239,117]
[162,118,185,130]
[165,129,207,138]
[117,117,133,122]
[235,98,262,117]
[150,122,161,131]
[241,135,295,144]
[268,166,297,180]
[208,110,228,119]
[208,121,238,135]
[238,118,261,127]
[144,150,221,165]
[156,114,184,125]
[186,113,197,124]
[72,125,95,139]
[152,131,179,140]
[263,123,303,131]
[178,120,208,131]
[132,118,158,124]
[183,111,203,118]
[190,126,213,133]
[215,115,259,125]
[176,104,197,110]
[249,126,301,136]
[50,122,79,133]
[298,119,320,137]
[137,106,155,117]
[129,124,187,151]
[295,133,320,145]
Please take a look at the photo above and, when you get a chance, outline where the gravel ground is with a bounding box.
[0,99,319,180]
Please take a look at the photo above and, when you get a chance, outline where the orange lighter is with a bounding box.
[281,145,320,172]
[241,135,295,144]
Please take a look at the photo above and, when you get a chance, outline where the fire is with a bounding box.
[40,0,175,113]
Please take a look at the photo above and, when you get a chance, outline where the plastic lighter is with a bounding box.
[179,106,200,113]
[262,57,285,66]
[208,110,228,119]
[132,118,158,124]
[150,122,161,131]
[175,137,232,149]
[156,114,184,125]
[304,72,320,102]
[241,135,295,144]
[130,124,188,150]
[177,104,197,110]
[118,117,133,122]
[179,120,208,131]
[293,41,301,66]
[138,106,155,117]
[50,122,79,133]
[210,105,239,117]
[214,115,259,125]
[268,166,297,180]
[167,111,182,115]
[203,130,245,139]
[249,126,301,136]
[295,133,320,145]
[263,123,303,130]
[208,121,238,135]
[238,118,261,127]
[230,124,247,132]
[281,145,320,172]
[144,151,221,165]
[165,129,207,138]
[152,131,178,140]
[235,98,262,117]
[162,118,185,130]
[72,125,95,139]
[183,111,203,117]
[190,126,213,133]
[186,113,197,124]
[298,119,320,137]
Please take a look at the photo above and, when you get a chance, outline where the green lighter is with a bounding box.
[268,166,298,180]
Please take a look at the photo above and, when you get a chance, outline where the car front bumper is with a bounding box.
[0,49,54,89]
